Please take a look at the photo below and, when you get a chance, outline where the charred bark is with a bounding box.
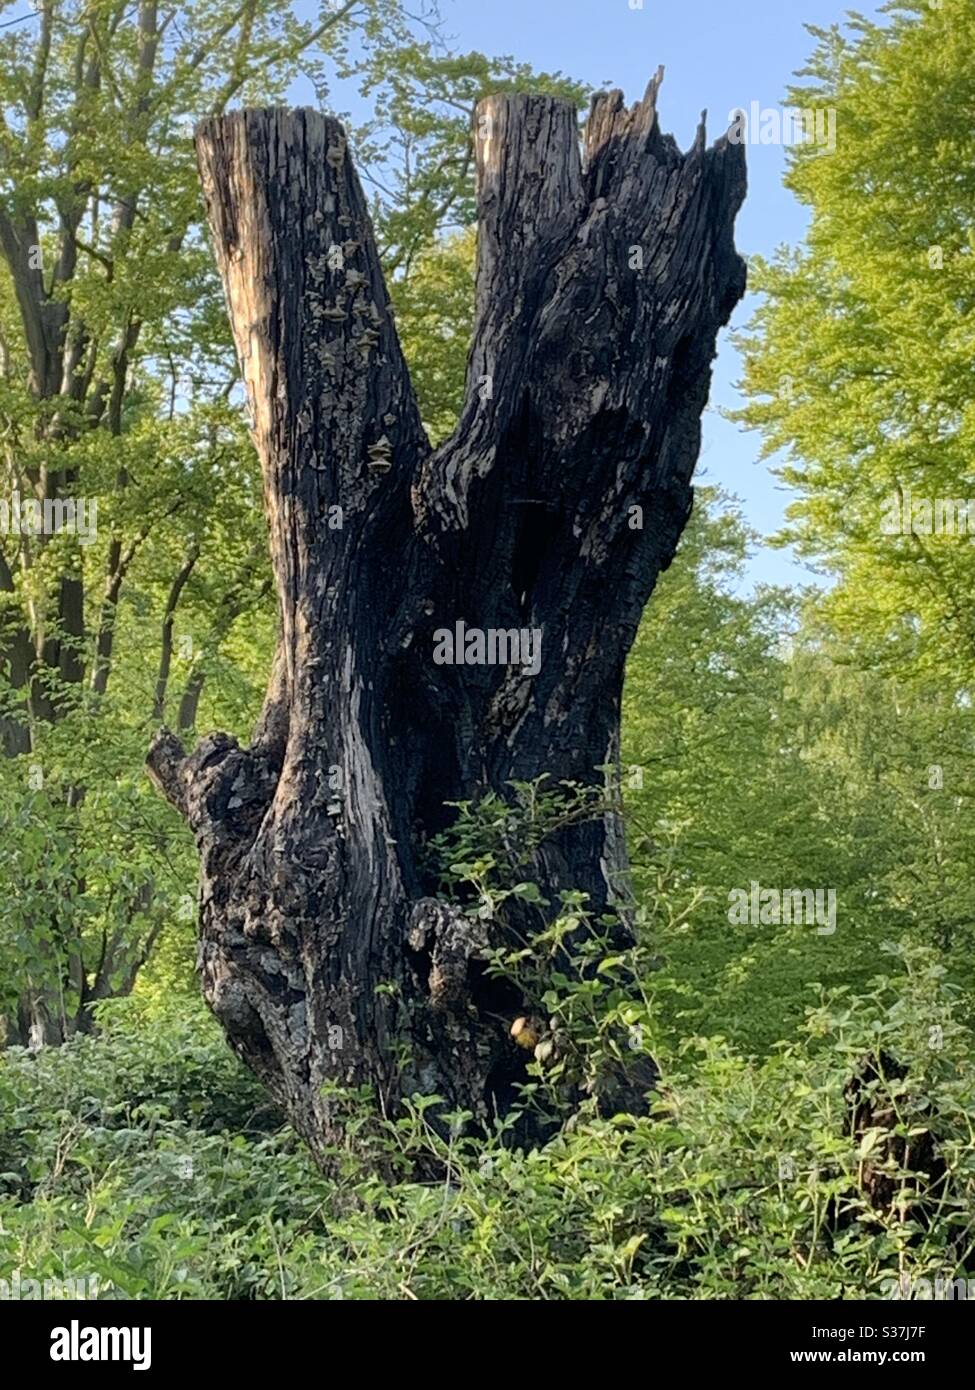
[148,78,746,1167]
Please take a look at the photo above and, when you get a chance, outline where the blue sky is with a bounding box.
[315,0,880,591]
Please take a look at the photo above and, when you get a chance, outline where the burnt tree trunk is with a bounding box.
[148,78,746,1167]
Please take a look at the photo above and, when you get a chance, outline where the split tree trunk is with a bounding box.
[148,78,746,1168]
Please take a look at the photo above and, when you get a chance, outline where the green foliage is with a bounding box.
[622,492,975,1052]
[390,229,475,442]
[732,0,975,687]
[424,777,656,1117]
[426,774,610,899]
[2,943,972,1299]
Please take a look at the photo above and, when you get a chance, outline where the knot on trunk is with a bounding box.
[408,898,490,1015]
[147,727,278,852]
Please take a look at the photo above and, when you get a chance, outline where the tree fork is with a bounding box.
[148,80,746,1167]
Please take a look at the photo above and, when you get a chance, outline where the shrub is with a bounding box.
[1,942,972,1299]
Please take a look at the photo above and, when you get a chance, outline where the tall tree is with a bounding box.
[149,82,746,1165]
[733,0,975,691]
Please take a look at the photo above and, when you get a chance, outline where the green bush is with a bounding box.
[2,943,972,1300]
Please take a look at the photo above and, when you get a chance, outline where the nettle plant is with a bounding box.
[424,776,662,1124]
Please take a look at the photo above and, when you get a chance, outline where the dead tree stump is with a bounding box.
[148,77,746,1167]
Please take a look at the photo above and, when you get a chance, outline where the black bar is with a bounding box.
[3,1298,971,1375]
